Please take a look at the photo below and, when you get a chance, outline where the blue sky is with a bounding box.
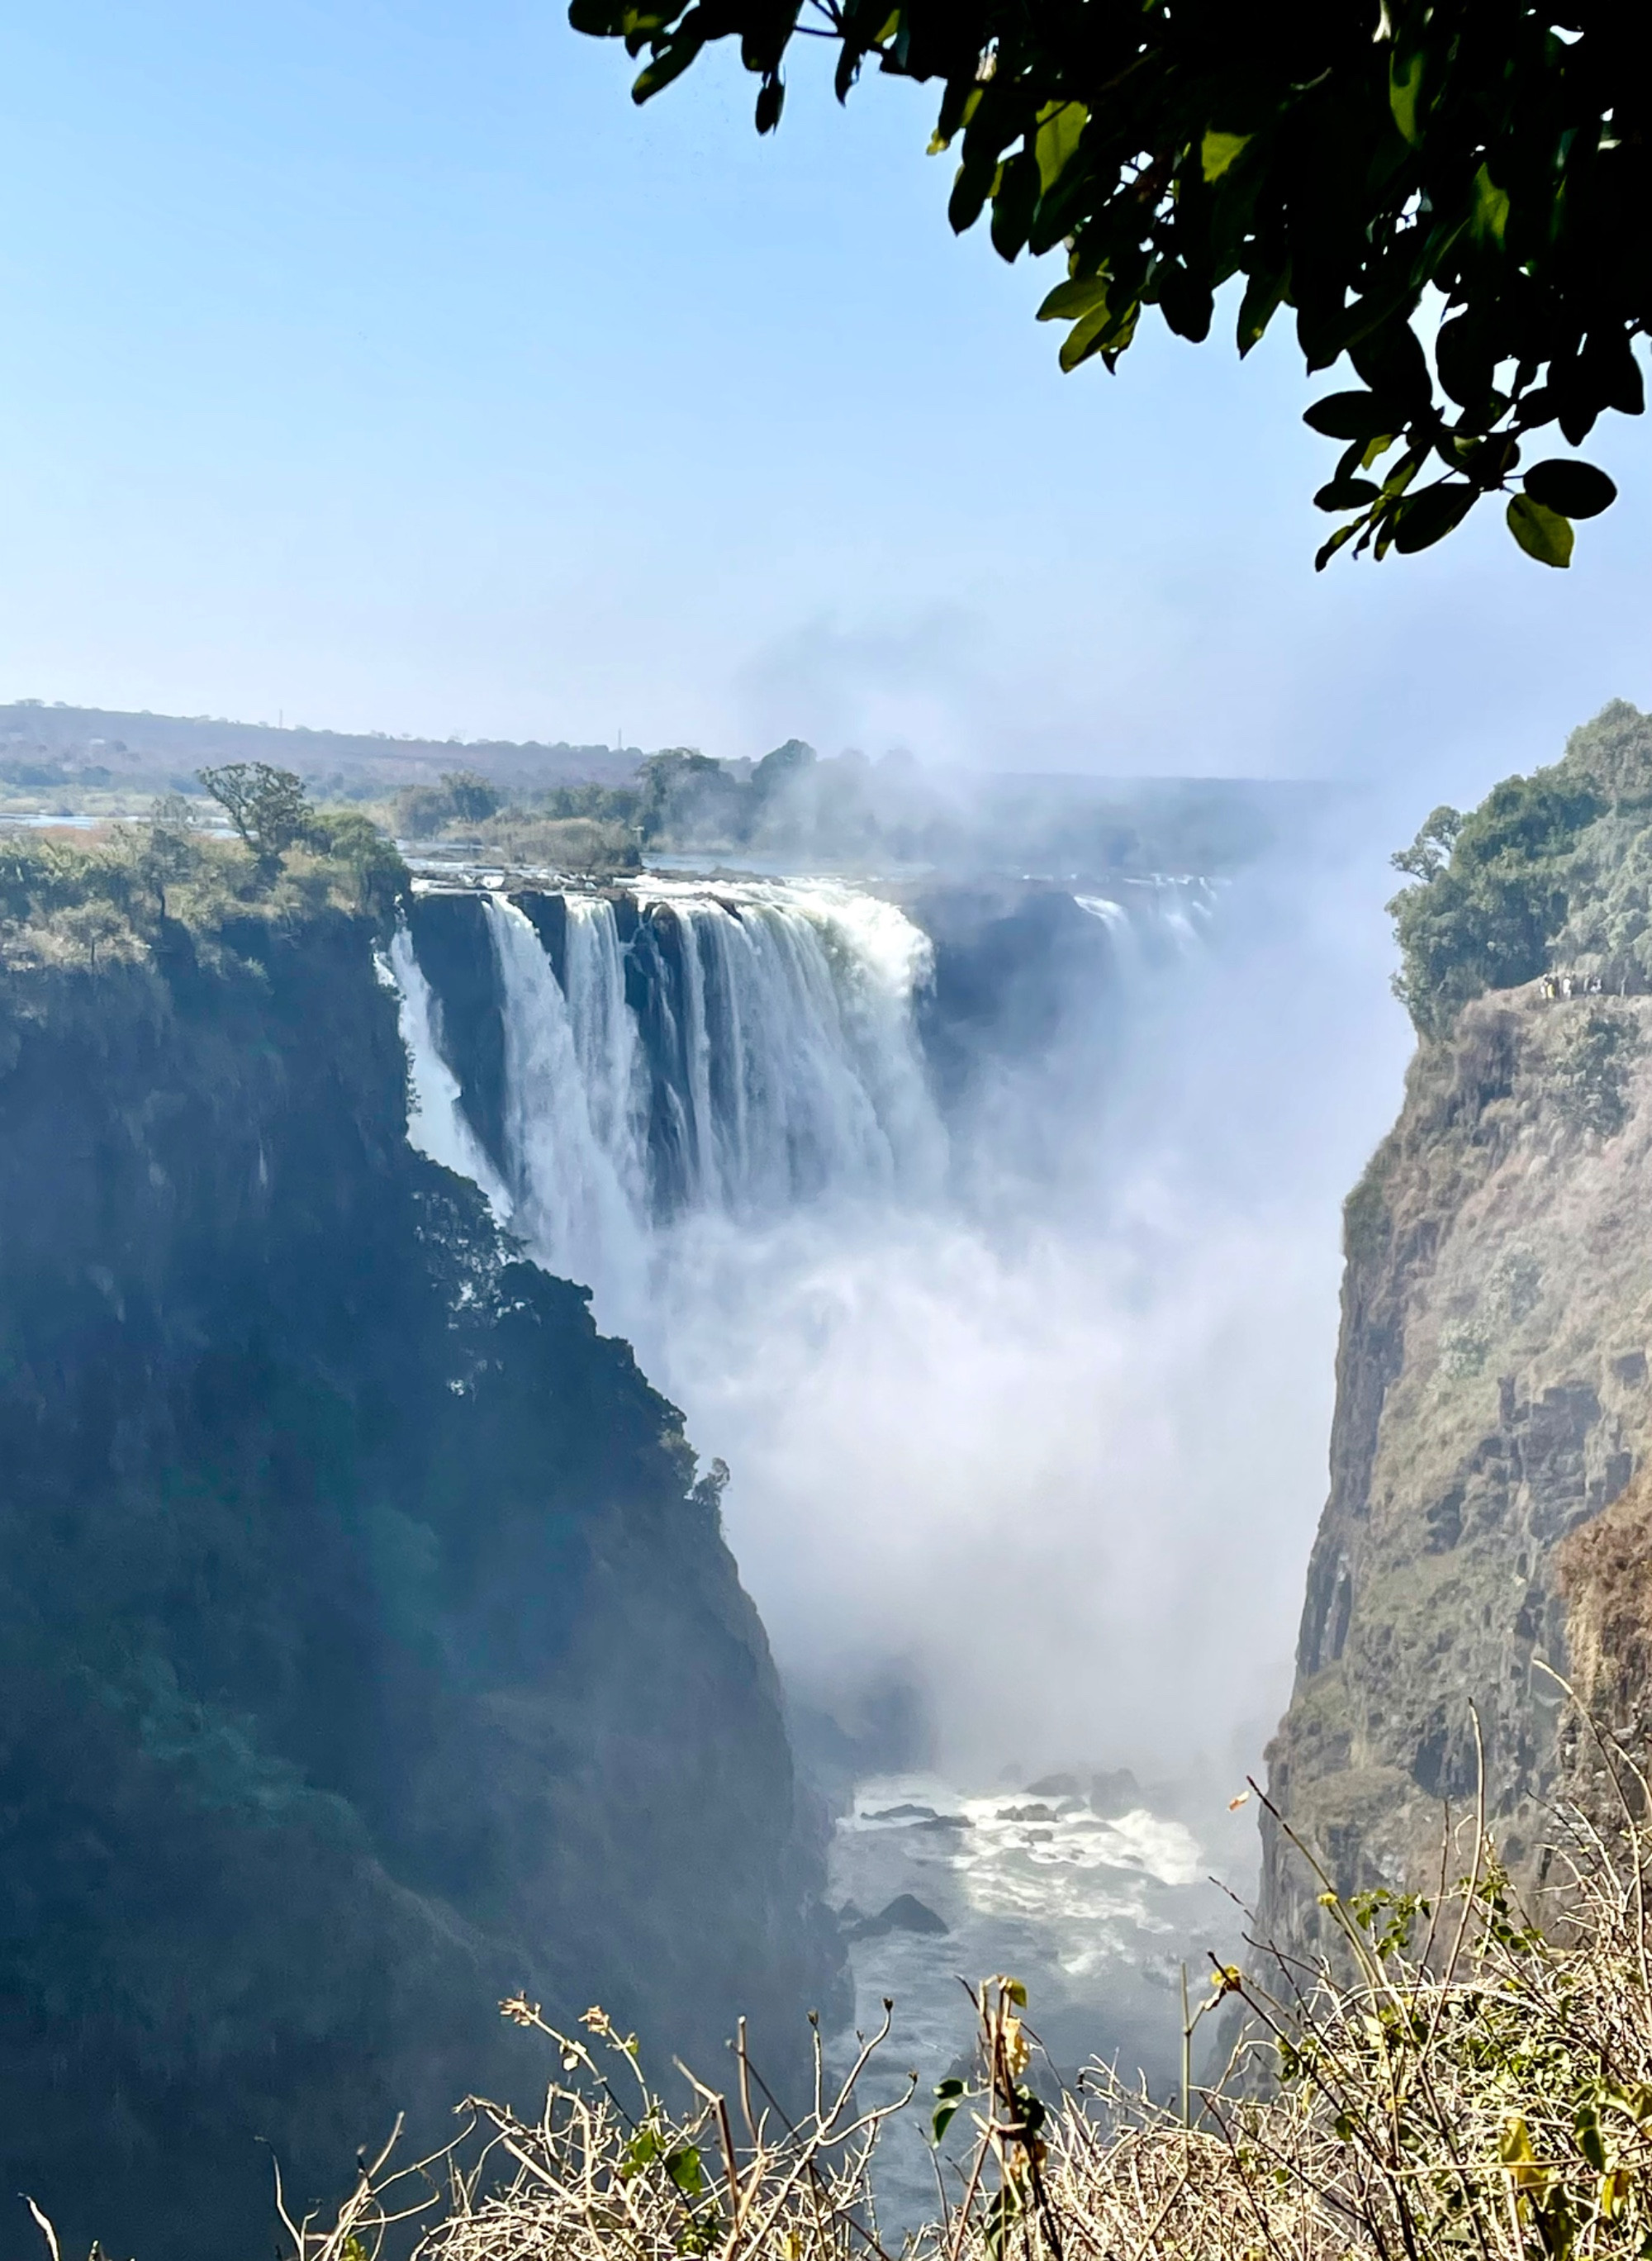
[2,0,1650,797]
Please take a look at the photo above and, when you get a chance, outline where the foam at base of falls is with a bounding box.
[827,1769,1249,2232]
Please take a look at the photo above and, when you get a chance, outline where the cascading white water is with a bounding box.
[386,862,1315,1762]
[484,895,653,1315]
[394,876,952,1344]
[636,877,947,1220]
[385,924,511,1217]
[386,847,1412,2189]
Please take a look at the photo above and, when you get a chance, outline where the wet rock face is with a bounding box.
[0,913,840,2261]
[1260,990,1652,1959]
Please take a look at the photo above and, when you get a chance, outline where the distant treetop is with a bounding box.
[1389,701,1652,1035]
[198,762,316,867]
[572,0,1646,570]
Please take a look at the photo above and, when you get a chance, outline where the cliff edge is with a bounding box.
[1260,701,1652,1955]
[0,818,840,2259]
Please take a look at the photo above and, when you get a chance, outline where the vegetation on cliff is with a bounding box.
[1390,701,1652,1036]
[0,803,837,2259]
[164,1785,1652,2261]
[0,776,405,971]
[1263,701,1652,1978]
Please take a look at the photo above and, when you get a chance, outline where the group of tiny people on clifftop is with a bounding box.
[1537,970,1644,999]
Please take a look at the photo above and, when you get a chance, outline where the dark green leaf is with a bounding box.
[1507,492,1574,567]
[1436,316,1496,411]
[1035,102,1085,194]
[1388,44,1424,145]
[1314,477,1380,511]
[1157,262,1213,344]
[1304,391,1399,442]
[990,150,1039,261]
[1581,329,1646,416]
[1315,520,1365,572]
[947,158,995,235]
[1236,261,1289,357]
[1350,321,1432,411]
[1523,459,1617,518]
[1576,2104,1607,2171]
[1469,164,1510,247]
[1390,482,1476,553]
[1037,273,1109,324]
[1059,300,1120,372]
[633,31,705,101]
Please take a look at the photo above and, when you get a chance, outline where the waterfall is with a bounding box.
[634,879,945,1218]
[384,924,511,1217]
[1076,878,1214,957]
[391,876,950,1327]
[485,895,652,1310]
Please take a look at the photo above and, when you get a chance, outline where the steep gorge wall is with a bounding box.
[0,905,839,2260]
[1259,986,1652,1951]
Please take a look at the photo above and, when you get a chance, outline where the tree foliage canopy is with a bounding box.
[198,762,317,865]
[1385,702,1652,1036]
[571,0,1648,568]
[1389,771,1602,1033]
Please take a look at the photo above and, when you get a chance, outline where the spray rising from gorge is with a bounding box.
[382,854,1395,1791]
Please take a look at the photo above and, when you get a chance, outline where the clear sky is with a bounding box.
[2,0,1650,796]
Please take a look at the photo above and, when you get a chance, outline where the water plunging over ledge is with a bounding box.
[381,863,1313,2166]
[387,868,1213,1337]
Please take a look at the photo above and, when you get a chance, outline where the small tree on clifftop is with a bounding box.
[198,762,315,868]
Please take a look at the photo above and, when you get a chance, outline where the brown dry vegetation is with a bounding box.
[96,1759,1652,2261]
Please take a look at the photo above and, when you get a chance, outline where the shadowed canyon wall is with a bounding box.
[0,884,838,2260]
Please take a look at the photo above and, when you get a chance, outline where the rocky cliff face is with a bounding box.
[0,873,838,2259]
[1260,705,1652,1955]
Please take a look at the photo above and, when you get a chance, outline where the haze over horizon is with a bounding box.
[4,2,1652,812]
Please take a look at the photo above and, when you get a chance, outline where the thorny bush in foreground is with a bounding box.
[33,1742,1652,2261]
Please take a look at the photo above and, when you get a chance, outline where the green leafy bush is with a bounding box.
[0,790,407,972]
[1389,703,1652,1038]
[390,771,503,839]
[1389,772,1602,1037]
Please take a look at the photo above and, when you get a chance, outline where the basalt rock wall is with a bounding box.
[0,905,838,2260]
[1259,986,1652,1953]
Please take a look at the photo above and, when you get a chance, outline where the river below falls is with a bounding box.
[824,1770,1255,2232]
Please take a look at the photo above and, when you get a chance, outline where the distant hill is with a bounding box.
[0,700,640,793]
[0,701,1343,880]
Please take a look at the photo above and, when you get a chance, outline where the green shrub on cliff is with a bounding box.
[1555,1007,1646,1139]
[390,769,504,838]
[1389,701,1652,1037]
[1389,772,1602,1036]
[0,791,407,971]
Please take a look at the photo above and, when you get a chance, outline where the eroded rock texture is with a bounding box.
[0,907,839,2260]
[1260,990,1652,1954]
